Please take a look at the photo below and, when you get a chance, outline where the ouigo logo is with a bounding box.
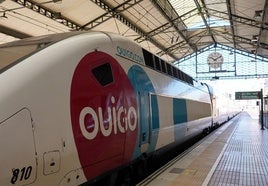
[79,96,137,140]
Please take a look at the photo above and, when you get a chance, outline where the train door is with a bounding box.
[128,66,152,152]
[138,91,150,151]
[0,108,37,185]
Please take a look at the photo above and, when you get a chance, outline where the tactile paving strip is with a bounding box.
[208,113,268,186]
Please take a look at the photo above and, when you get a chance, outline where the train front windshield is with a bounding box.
[0,32,84,73]
[0,44,43,71]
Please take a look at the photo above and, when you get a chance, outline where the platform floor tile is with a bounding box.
[169,115,238,186]
[138,112,268,186]
[208,113,268,186]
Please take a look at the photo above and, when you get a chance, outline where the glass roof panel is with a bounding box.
[169,0,230,30]
[169,0,203,28]
[188,17,230,30]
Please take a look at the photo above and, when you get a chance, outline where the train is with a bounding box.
[0,31,237,185]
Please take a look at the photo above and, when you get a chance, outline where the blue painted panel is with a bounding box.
[128,65,159,158]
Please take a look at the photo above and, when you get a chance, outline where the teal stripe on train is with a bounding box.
[151,94,159,130]
[173,98,187,124]
[173,98,188,141]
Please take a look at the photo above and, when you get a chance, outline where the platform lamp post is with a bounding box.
[261,89,264,130]
[263,96,268,129]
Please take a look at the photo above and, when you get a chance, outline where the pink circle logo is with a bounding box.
[70,51,138,181]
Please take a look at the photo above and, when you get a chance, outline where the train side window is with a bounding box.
[172,66,177,78]
[92,63,113,86]
[160,59,167,73]
[143,49,154,68]
[177,69,182,80]
[154,57,161,71]
[187,75,193,85]
[181,71,186,82]
[166,63,173,76]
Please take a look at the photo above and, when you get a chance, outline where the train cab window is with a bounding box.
[0,45,39,71]
[0,32,81,73]
[92,63,114,86]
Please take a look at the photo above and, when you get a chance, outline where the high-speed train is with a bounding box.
[0,31,236,185]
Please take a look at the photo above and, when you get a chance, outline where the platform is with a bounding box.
[138,112,268,186]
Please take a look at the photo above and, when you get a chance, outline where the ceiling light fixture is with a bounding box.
[1,12,7,18]
[171,37,174,44]
[252,35,258,43]
[254,10,263,20]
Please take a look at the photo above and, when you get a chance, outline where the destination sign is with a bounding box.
[235,91,261,100]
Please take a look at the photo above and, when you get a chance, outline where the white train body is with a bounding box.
[0,32,219,185]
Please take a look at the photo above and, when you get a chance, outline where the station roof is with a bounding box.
[0,0,267,64]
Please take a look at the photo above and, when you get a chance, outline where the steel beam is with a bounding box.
[193,0,216,45]
[256,0,268,54]
[12,0,81,30]
[226,0,236,49]
[160,29,210,57]
[135,8,198,43]
[81,0,142,29]
[150,0,197,52]
[90,0,178,60]
[207,8,268,30]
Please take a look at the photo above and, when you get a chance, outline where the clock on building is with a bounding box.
[207,52,224,69]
